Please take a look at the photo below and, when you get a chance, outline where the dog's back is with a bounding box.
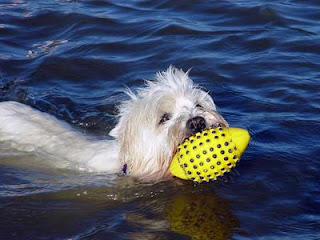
[0,101,120,172]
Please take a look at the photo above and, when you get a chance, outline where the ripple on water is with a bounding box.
[1,0,320,239]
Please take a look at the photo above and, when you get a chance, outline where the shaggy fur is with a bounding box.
[0,66,227,181]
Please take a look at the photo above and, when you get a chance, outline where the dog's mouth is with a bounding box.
[170,129,202,160]
[171,123,227,159]
[169,122,228,179]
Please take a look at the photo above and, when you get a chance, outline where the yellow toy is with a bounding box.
[169,127,250,183]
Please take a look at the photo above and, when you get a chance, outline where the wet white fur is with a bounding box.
[0,67,227,180]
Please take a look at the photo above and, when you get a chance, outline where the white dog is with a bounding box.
[0,66,227,181]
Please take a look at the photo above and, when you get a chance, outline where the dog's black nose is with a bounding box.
[187,116,206,134]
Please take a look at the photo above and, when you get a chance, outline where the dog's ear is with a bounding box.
[109,116,127,139]
[109,125,118,138]
[110,88,137,139]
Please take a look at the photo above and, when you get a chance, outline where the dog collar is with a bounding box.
[122,163,127,175]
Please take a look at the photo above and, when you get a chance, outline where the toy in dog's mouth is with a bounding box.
[169,127,250,183]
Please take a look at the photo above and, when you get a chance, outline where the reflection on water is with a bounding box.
[166,194,238,240]
[126,193,239,240]
[1,0,320,239]
[1,178,238,239]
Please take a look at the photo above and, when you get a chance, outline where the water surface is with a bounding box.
[0,0,320,239]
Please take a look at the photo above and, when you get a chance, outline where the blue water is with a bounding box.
[1,0,320,239]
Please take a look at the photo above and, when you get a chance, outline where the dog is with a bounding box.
[0,66,228,181]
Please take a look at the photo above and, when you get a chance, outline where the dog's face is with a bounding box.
[110,67,228,181]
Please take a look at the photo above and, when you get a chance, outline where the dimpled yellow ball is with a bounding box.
[169,127,250,183]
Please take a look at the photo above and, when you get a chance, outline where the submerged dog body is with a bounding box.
[0,67,227,180]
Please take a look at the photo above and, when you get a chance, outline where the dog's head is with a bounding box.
[110,66,228,181]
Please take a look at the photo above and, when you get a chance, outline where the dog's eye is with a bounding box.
[196,104,203,108]
[159,113,171,124]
